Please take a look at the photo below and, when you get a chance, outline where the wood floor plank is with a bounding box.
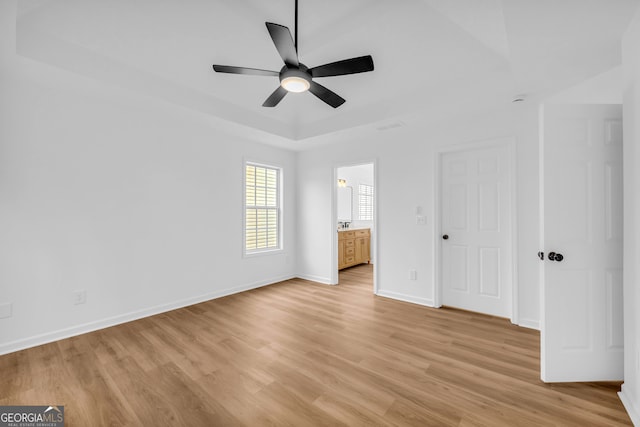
[0,264,631,426]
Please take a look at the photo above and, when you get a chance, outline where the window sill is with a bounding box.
[243,248,285,258]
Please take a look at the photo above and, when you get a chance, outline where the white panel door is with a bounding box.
[441,144,512,318]
[541,104,623,382]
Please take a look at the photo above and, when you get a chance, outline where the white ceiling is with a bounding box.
[15,0,640,144]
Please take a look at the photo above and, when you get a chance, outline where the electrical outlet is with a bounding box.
[409,270,417,281]
[0,303,12,319]
[73,290,86,305]
[416,215,426,225]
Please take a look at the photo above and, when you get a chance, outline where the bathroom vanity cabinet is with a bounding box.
[338,228,370,270]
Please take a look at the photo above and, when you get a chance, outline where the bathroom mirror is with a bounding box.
[337,186,352,222]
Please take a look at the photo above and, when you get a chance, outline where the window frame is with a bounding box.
[243,161,284,257]
[358,183,374,221]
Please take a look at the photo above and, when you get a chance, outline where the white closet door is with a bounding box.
[441,144,512,318]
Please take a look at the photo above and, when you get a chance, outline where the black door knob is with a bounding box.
[442,234,449,240]
[548,252,564,262]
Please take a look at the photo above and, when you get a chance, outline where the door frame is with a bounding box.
[433,137,519,324]
[331,159,378,294]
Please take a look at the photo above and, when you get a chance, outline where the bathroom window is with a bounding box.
[358,184,373,221]
[245,162,281,254]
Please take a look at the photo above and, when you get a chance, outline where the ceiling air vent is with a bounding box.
[376,121,405,131]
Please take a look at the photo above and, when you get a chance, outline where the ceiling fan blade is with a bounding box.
[309,55,374,78]
[265,22,299,68]
[212,65,279,76]
[262,86,288,107]
[308,81,345,108]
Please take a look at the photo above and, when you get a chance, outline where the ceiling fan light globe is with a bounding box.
[281,76,310,93]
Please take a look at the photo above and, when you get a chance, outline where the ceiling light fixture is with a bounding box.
[281,76,310,93]
[280,68,311,93]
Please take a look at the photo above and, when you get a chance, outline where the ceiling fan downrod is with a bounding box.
[294,0,298,51]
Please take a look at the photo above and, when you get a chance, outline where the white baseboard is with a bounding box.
[619,385,640,426]
[296,273,334,285]
[0,274,295,356]
[375,290,435,307]
[517,318,540,330]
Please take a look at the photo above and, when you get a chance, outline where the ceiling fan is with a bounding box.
[212,0,374,108]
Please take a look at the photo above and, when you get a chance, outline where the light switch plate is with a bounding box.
[0,302,12,319]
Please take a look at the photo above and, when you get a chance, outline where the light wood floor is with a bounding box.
[0,264,631,426]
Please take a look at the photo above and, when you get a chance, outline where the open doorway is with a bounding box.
[333,162,376,292]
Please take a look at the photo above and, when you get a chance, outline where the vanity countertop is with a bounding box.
[337,227,370,232]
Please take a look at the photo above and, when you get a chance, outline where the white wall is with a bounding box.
[0,1,297,354]
[297,104,541,326]
[546,66,624,104]
[620,6,640,425]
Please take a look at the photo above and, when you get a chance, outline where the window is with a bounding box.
[358,184,373,220]
[245,163,281,253]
